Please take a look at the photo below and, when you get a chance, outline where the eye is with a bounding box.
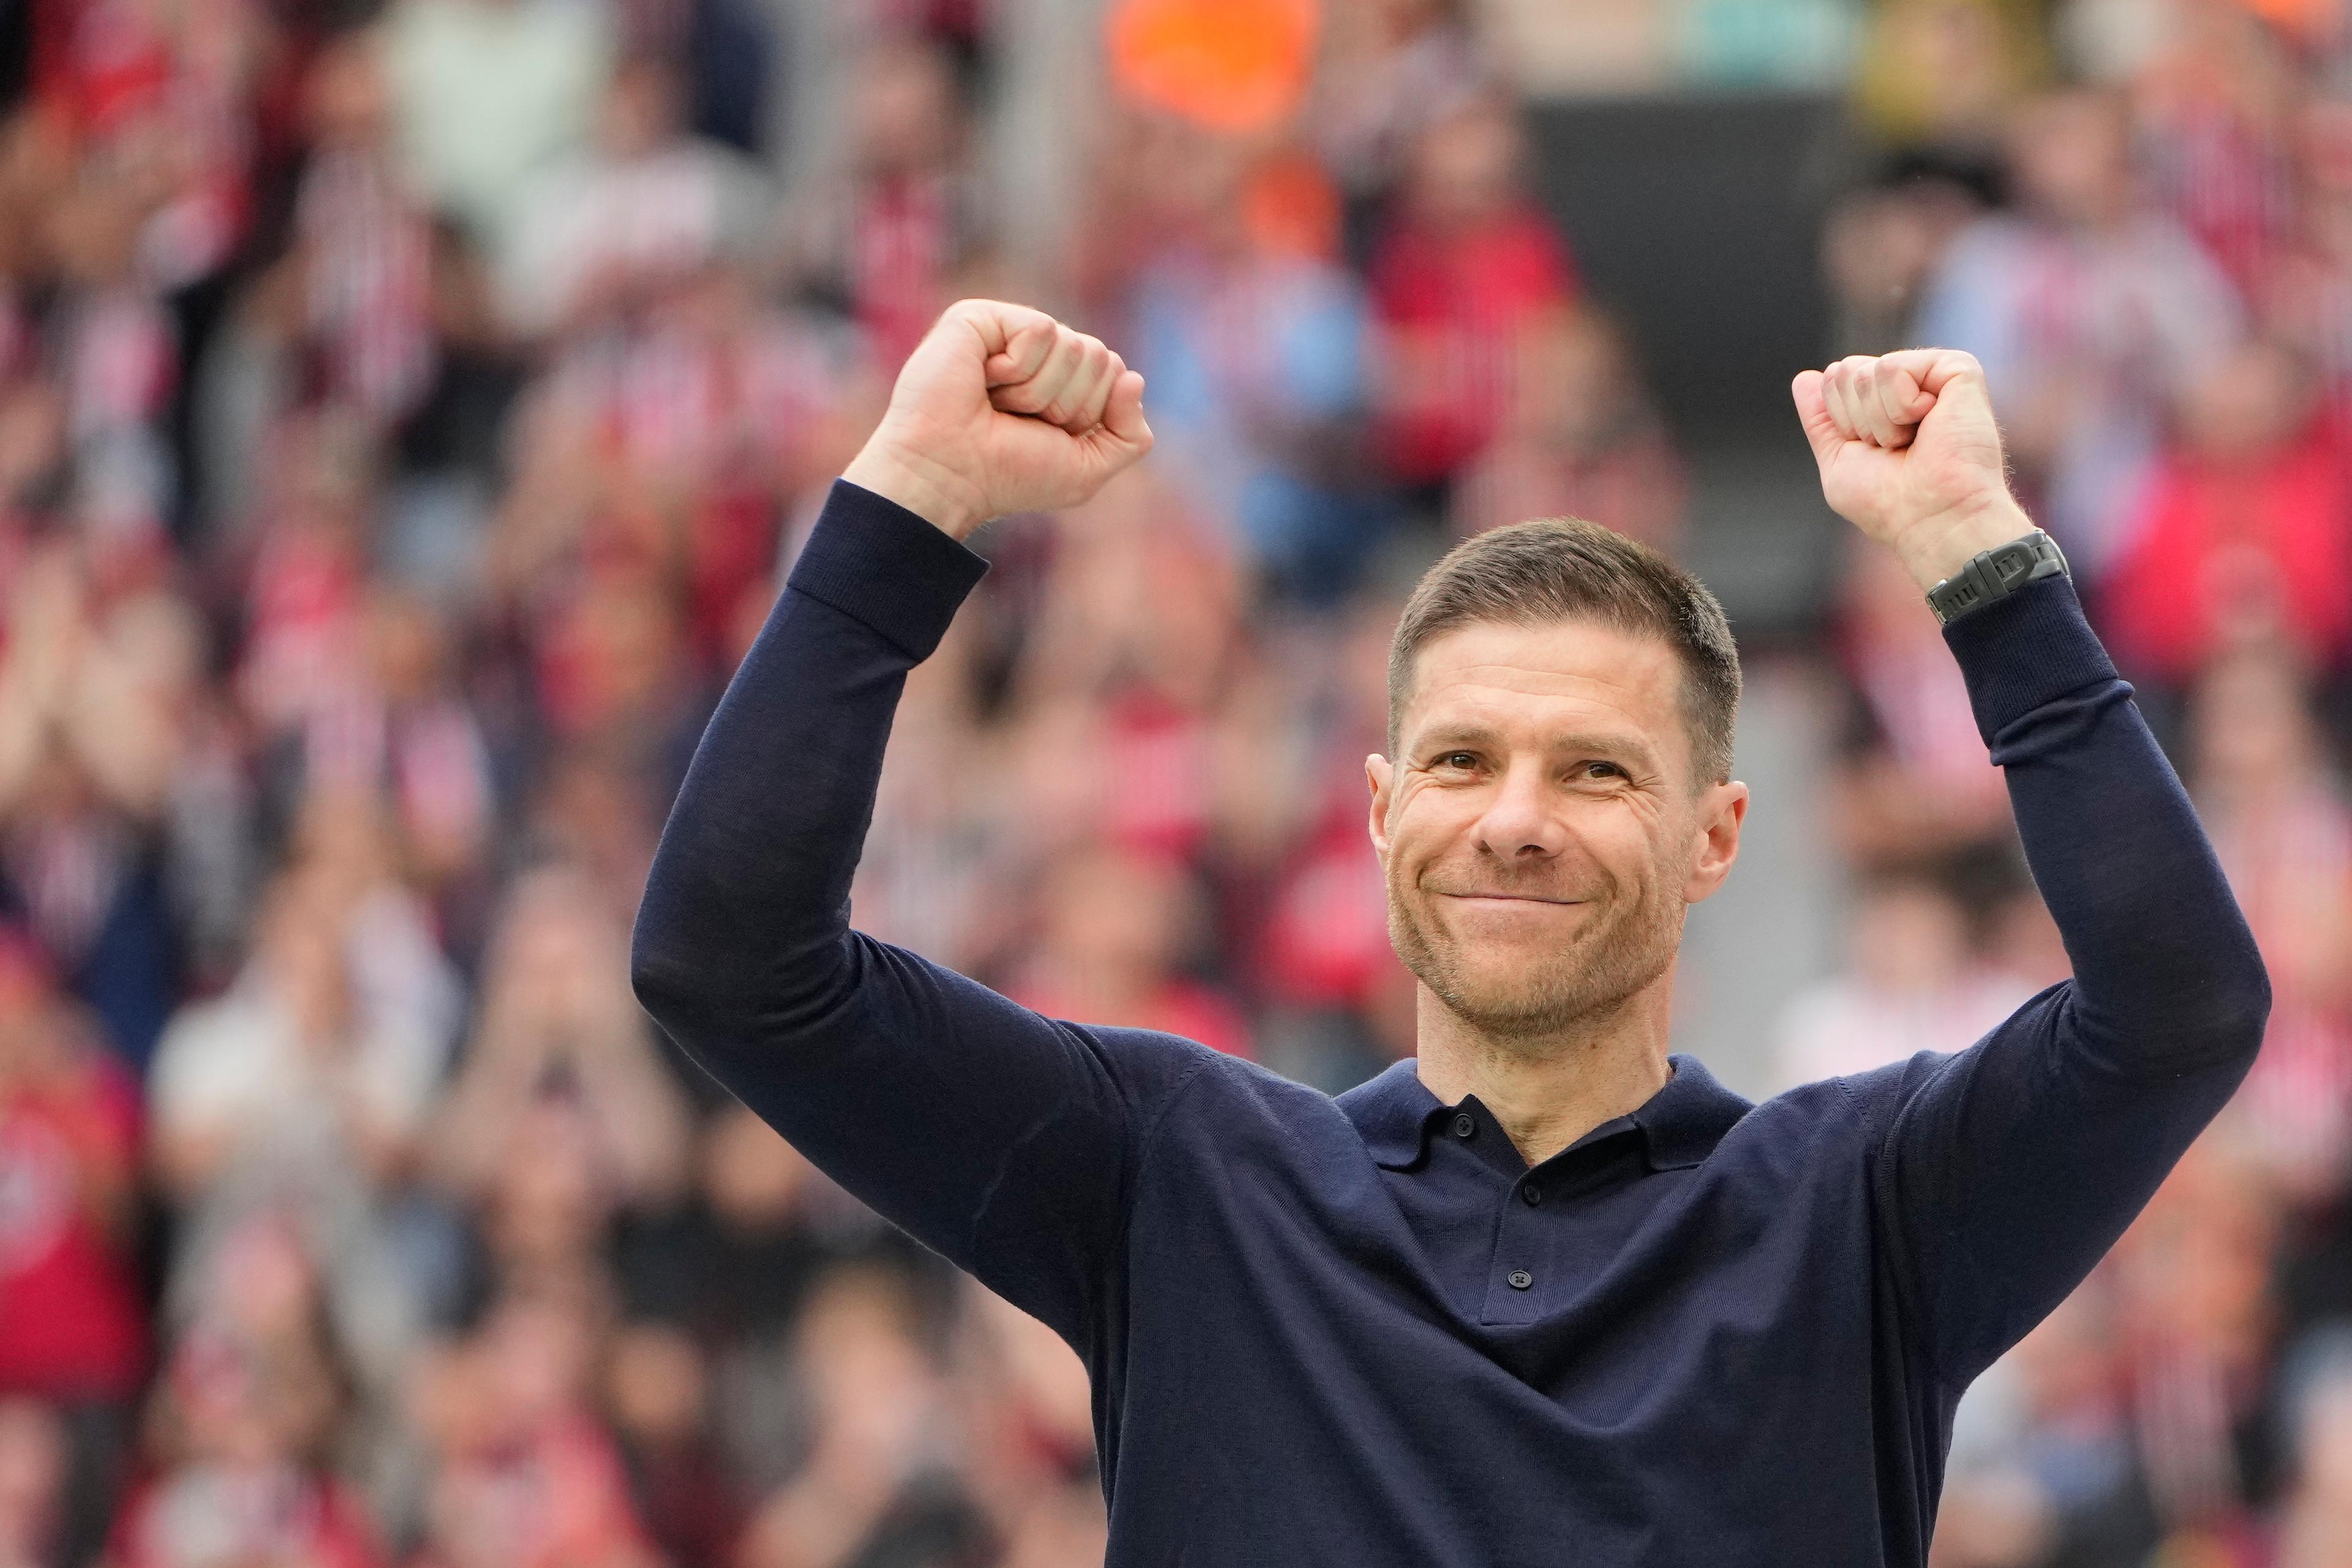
[1434,750,1480,771]
[1580,761,1627,780]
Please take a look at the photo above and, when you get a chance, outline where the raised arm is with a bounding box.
[1793,352,2271,1382]
[630,302,1206,1348]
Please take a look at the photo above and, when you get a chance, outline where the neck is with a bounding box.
[1411,965,1677,1168]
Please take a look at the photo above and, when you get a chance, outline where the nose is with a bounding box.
[1473,758,1570,862]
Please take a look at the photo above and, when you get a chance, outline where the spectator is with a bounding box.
[1123,146,1388,603]
[100,1315,382,1568]
[146,861,445,1218]
[0,927,146,1568]
[43,154,183,552]
[1768,869,2035,1089]
[1819,150,2001,355]
[284,30,440,434]
[1823,538,2016,870]
[2106,1136,2285,1543]
[1007,840,1254,1061]
[469,1099,623,1314]
[0,1397,69,1568]
[604,1321,740,1568]
[1446,303,1686,554]
[2268,1337,2352,1566]
[949,1284,1102,1564]
[2101,341,2352,689]
[624,1104,952,1507]
[2186,644,2352,1205]
[999,471,1248,865]
[232,410,386,736]
[499,53,771,344]
[2130,0,2304,297]
[1913,85,2244,573]
[349,589,496,919]
[428,864,691,1216]
[777,34,989,372]
[1934,1279,2163,1567]
[847,611,1014,974]
[380,0,614,260]
[1366,96,1577,511]
[1850,0,2046,153]
[0,543,200,1073]
[647,1104,832,1330]
[734,1265,989,1568]
[1311,0,1496,247]
[0,1,2338,1561]
[0,930,144,1396]
[406,1289,657,1568]
[1242,592,1419,1091]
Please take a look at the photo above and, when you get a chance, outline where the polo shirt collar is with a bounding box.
[1338,1053,1751,1173]
[1337,1059,1445,1170]
[1629,1055,1754,1169]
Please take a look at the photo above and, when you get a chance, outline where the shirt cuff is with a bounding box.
[1942,573,2122,744]
[785,478,992,662]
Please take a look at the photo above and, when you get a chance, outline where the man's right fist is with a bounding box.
[842,300,1154,539]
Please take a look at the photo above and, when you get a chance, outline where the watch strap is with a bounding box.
[1925,529,2069,626]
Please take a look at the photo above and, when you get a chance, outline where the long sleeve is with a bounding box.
[630,480,1214,1349]
[1855,572,2269,1385]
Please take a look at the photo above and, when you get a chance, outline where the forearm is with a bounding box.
[1947,575,2269,1069]
[1873,573,2269,1380]
[629,477,1202,1344]
[630,480,989,1041]
[1799,350,2270,1379]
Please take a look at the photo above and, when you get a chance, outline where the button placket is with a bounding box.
[1482,1172,1557,1324]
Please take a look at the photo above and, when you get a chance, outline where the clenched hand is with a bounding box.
[1792,350,2037,591]
[843,299,1155,540]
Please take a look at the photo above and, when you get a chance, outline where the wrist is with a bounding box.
[841,439,988,541]
[1894,495,2038,594]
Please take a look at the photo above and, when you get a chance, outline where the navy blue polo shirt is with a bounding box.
[633,481,2269,1567]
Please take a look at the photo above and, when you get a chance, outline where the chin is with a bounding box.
[1419,949,1588,1030]
[1441,991,1548,1034]
[1423,922,1679,1038]
[1391,886,1670,1032]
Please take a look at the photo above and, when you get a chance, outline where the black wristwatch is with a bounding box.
[1925,529,2069,627]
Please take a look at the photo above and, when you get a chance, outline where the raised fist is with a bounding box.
[1792,349,2037,591]
[843,300,1154,539]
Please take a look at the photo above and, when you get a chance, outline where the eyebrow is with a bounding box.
[1411,721,1660,772]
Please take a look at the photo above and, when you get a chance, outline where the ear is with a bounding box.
[1366,753,1394,865]
[1681,780,1748,904]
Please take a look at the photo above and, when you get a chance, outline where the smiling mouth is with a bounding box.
[1438,892,1584,906]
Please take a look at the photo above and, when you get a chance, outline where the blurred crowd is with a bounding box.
[1820,5,2352,1566]
[0,0,2350,1566]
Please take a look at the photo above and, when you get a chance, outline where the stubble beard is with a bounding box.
[1385,857,1687,1045]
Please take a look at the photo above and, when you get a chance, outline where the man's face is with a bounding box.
[1369,617,1746,1041]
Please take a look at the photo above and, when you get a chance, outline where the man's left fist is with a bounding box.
[844,300,1153,540]
[1792,349,2037,592]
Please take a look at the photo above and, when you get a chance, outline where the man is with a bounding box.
[632,300,2269,1564]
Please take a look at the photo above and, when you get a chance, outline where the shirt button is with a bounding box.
[1521,1182,1542,1207]
[1452,1113,1476,1139]
[1508,1270,1534,1290]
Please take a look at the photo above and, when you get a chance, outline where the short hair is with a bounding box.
[1387,518,1741,786]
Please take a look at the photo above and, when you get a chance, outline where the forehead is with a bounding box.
[1398,617,1689,761]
